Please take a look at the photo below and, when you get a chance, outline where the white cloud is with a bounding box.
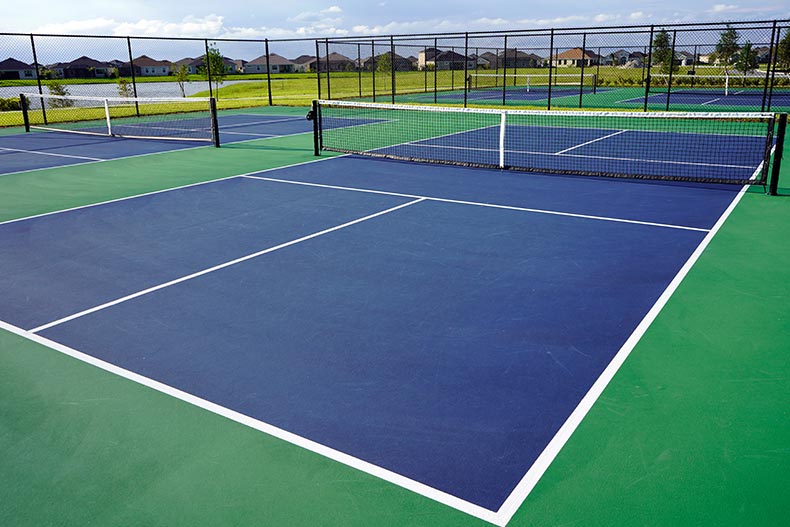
[711,4,739,12]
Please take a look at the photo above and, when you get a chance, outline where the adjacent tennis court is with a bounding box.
[1,100,788,527]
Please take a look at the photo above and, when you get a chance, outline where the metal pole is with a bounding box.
[210,98,220,147]
[29,34,46,124]
[579,33,587,108]
[761,21,777,112]
[463,33,469,108]
[644,26,655,112]
[391,35,396,104]
[433,38,438,104]
[547,29,554,110]
[312,100,320,156]
[372,40,376,102]
[665,30,677,111]
[358,43,363,98]
[127,37,140,116]
[204,39,213,99]
[767,113,786,196]
[315,39,321,100]
[325,39,331,100]
[265,39,273,106]
[502,35,508,105]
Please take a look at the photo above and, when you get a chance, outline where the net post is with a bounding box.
[768,113,787,196]
[644,26,655,112]
[390,35,396,104]
[127,37,140,117]
[265,39,273,106]
[29,33,47,125]
[19,94,30,132]
[315,40,321,100]
[498,111,506,168]
[104,99,112,136]
[579,33,587,109]
[210,97,221,148]
[463,33,469,108]
[312,100,321,156]
[665,30,677,112]
[547,29,554,110]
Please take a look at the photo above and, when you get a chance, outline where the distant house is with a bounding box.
[123,55,171,76]
[0,57,37,80]
[316,52,354,72]
[601,49,630,66]
[173,55,237,75]
[362,52,413,72]
[676,51,695,67]
[234,59,248,73]
[292,55,317,72]
[407,56,419,70]
[246,53,296,74]
[479,52,499,69]
[417,48,439,70]
[468,53,491,68]
[61,56,114,78]
[498,49,544,68]
[552,48,599,67]
[755,46,771,64]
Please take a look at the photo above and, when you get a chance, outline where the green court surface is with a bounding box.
[0,105,788,526]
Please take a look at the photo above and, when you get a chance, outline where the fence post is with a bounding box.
[579,33,587,108]
[372,40,376,102]
[325,39,331,100]
[29,34,46,124]
[204,39,214,99]
[265,39,273,106]
[127,37,140,116]
[644,26,655,112]
[315,39,321,100]
[463,33,469,108]
[501,35,508,105]
[358,43,363,98]
[547,29,554,110]
[761,21,778,112]
[391,35,396,104]
[664,30,677,111]
[433,38,438,104]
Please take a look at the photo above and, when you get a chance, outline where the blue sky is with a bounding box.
[3,1,787,37]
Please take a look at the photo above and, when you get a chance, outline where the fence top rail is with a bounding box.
[1,18,787,45]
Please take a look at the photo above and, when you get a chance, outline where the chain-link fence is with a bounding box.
[321,19,790,113]
[0,33,322,127]
[2,19,789,128]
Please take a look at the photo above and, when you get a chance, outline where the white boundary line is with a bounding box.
[0,146,105,161]
[493,184,749,525]
[0,121,313,179]
[0,154,347,227]
[554,130,628,154]
[0,316,499,526]
[242,175,710,232]
[30,199,425,333]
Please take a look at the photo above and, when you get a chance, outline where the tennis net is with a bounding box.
[468,73,597,94]
[20,93,220,145]
[314,100,779,185]
[648,73,789,98]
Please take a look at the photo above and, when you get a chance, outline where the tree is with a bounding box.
[172,63,190,97]
[715,24,740,74]
[777,28,790,70]
[376,52,392,73]
[199,43,228,97]
[46,79,73,108]
[652,29,677,74]
[735,41,758,75]
[117,78,134,98]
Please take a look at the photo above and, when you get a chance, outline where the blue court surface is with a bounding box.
[619,90,790,108]
[0,113,314,175]
[0,152,743,513]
